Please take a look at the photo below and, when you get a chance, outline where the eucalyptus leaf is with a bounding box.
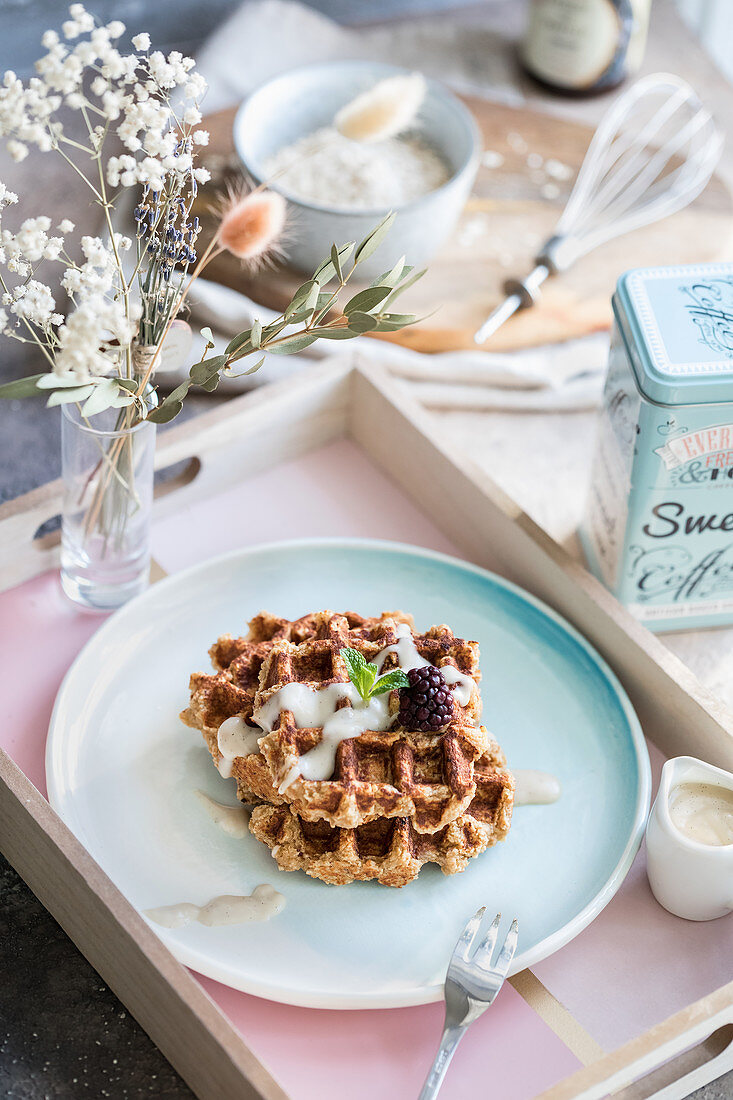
[344,311,379,333]
[250,318,262,349]
[225,331,253,357]
[117,378,139,393]
[307,327,360,340]
[370,256,406,289]
[330,243,344,283]
[0,373,45,398]
[374,313,419,332]
[37,373,85,389]
[165,379,193,404]
[383,267,426,307]
[354,212,396,265]
[200,326,215,345]
[285,279,318,319]
[147,398,183,424]
[304,280,321,314]
[198,373,220,392]
[376,312,418,325]
[344,285,392,315]
[266,333,319,355]
[146,381,191,423]
[190,355,225,384]
[239,355,266,376]
[283,308,318,326]
[82,378,129,417]
[46,385,95,407]
[313,242,354,285]
[312,257,334,284]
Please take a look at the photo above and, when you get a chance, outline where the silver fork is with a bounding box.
[418,909,519,1100]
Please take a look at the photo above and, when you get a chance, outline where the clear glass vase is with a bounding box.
[60,399,156,611]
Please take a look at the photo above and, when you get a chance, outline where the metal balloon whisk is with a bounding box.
[474,73,724,344]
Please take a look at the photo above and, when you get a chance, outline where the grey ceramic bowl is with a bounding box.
[233,61,481,280]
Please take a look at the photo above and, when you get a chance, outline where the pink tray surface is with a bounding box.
[1,439,729,1100]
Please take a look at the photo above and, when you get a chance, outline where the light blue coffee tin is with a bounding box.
[581,263,733,633]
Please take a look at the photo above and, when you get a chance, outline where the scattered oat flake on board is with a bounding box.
[481,150,505,169]
[507,131,528,154]
[545,158,573,180]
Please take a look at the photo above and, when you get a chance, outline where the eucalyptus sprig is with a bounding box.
[340,647,409,704]
[147,212,425,424]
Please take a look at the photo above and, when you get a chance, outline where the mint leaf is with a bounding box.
[370,669,410,696]
[341,649,408,701]
[340,647,377,702]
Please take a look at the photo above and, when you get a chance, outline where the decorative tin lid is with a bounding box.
[614,263,733,405]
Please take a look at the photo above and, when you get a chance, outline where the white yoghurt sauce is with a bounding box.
[247,622,476,790]
[513,769,561,806]
[254,680,392,792]
[216,715,262,777]
[668,781,733,847]
[145,885,285,929]
[195,790,250,838]
[375,623,476,706]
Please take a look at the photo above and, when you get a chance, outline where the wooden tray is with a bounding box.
[198,99,733,353]
[1,360,732,1099]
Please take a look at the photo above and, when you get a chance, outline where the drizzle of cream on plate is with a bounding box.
[513,769,561,806]
[145,885,285,928]
[195,790,250,838]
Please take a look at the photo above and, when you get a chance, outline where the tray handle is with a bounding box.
[541,984,733,1100]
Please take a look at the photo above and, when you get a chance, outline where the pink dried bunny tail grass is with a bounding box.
[216,188,287,264]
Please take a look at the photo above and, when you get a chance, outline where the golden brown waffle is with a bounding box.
[253,612,484,830]
[249,742,514,887]
[180,610,417,800]
[258,723,490,831]
[182,609,487,830]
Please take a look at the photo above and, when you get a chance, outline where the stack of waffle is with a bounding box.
[181,610,514,887]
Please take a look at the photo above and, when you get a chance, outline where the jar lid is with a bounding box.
[614,263,733,406]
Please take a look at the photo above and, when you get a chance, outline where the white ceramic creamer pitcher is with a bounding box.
[646,756,733,921]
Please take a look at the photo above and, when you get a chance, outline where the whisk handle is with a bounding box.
[473,263,550,344]
[536,233,585,273]
[502,263,550,309]
[473,238,580,344]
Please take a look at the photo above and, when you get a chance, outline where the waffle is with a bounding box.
[254,613,484,830]
[249,741,514,887]
[182,610,487,831]
[180,610,416,801]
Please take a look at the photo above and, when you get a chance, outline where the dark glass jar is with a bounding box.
[521,0,652,96]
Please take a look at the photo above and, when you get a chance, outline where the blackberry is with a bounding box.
[399,665,454,731]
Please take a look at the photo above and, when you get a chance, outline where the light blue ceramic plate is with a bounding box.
[47,539,651,1009]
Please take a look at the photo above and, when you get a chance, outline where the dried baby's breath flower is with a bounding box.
[335,72,427,143]
[216,188,287,263]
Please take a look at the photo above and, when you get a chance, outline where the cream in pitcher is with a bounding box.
[646,757,733,921]
[581,263,733,632]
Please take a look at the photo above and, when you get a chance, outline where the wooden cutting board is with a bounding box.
[197,97,733,353]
